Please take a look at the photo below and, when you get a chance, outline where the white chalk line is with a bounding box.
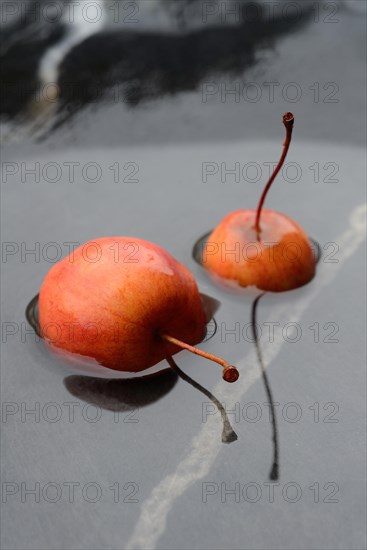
[126,203,367,550]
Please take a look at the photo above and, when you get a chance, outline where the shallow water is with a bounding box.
[2,3,366,549]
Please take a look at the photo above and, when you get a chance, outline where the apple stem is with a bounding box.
[254,112,295,239]
[161,333,239,383]
[166,354,238,443]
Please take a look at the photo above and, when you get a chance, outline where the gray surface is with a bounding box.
[1,140,366,550]
[1,3,367,550]
[1,1,366,154]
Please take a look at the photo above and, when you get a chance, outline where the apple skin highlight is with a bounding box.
[203,209,316,292]
[39,237,207,372]
[202,113,316,293]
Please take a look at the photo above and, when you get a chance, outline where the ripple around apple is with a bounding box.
[26,291,237,440]
[25,292,219,378]
[192,230,321,294]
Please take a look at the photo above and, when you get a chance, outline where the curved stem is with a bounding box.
[254,112,295,239]
[161,333,239,383]
[166,355,238,443]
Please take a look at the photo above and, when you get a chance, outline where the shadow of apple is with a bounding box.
[63,367,178,412]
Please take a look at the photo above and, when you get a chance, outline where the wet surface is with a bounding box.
[1,0,314,124]
[27,289,236,443]
[25,291,219,365]
[64,369,179,412]
[250,292,279,480]
[166,355,238,444]
[1,2,366,550]
[3,138,365,550]
[55,5,312,125]
[193,230,322,269]
[2,0,366,150]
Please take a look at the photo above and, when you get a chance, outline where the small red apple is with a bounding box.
[39,237,238,382]
[202,113,316,292]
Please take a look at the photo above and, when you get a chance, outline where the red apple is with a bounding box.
[204,209,315,292]
[39,237,239,382]
[202,113,316,292]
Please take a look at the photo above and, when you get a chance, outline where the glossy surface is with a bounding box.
[2,139,366,550]
[39,237,207,371]
[203,209,316,291]
[1,3,366,550]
